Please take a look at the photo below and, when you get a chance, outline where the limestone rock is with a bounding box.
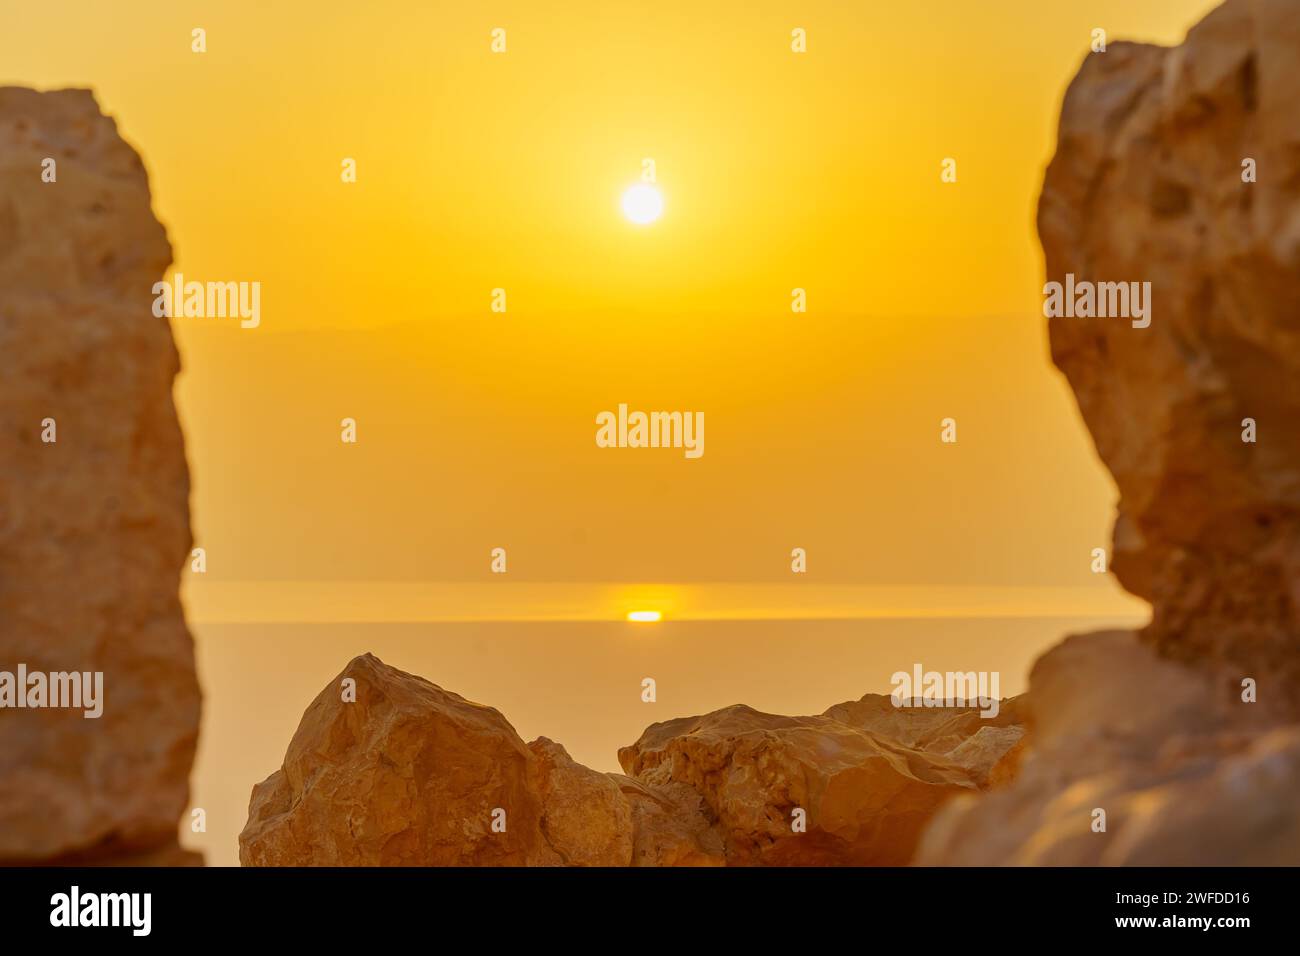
[0,87,199,863]
[243,655,1024,866]
[1038,0,1300,695]
[613,775,726,867]
[823,693,1027,786]
[617,705,979,865]
[242,655,707,867]
[917,631,1300,864]
[240,654,564,866]
[984,734,1028,789]
[824,693,1027,751]
[921,0,1300,867]
[528,737,632,866]
[943,726,1027,788]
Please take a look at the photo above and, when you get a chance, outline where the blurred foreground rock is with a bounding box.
[1040,0,1300,694]
[921,0,1300,865]
[917,631,1299,864]
[0,88,200,864]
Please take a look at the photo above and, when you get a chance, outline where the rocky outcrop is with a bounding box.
[527,737,634,866]
[1039,0,1300,696]
[618,705,984,865]
[240,653,718,867]
[917,631,1300,864]
[920,0,1300,865]
[242,654,562,866]
[0,88,200,864]
[241,654,1023,866]
[823,693,1027,787]
[611,775,727,866]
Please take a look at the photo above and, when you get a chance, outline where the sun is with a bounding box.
[621,184,663,225]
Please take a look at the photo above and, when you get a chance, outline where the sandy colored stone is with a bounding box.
[824,693,1027,751]
[1038,0,1300,697]
[984,734,1028,789]
[617,704,980,865]
[240,654,565,866]
[943,726,1027,788]
[0,87,199,863]
[61,839,203,867]
[613,775,726,867]
[244,656,1024,866]
[823,693,1028,787]
[919,0,1300,867]
[242,655,703,867]
[528,737,632,866]
[917,631,1300,864]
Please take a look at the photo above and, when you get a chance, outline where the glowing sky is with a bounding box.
[1,0,1219,610]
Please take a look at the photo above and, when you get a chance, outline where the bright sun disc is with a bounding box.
[627,610,662,622]
[621,184,663,225]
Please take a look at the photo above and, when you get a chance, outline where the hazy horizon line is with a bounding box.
[183,579,1149,625]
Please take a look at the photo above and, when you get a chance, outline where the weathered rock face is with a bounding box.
[241,654,562,866]
[527,737,633,866]
[917,631,1300,865]
[241,654,691,867]
[241,654,1023,866]
[822,693,1027,787]
[920,0,1300,865]
[612,775,726,867]
[1039,0,1300,695]
[618,705,984,865]
[0,88,200,863]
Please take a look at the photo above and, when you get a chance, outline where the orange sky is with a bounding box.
[3,0,1221,616]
